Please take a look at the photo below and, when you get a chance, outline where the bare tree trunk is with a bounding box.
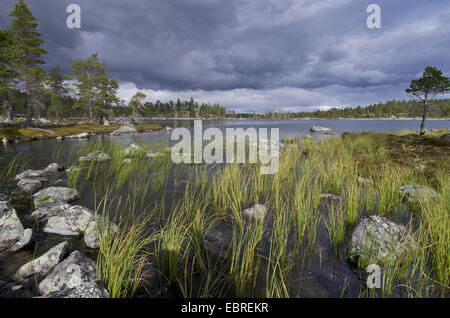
[420,97,428,136]
[25,81,34,127]
[3,100,14,124]
[89,103,93,123]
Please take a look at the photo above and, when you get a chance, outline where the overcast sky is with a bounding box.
[1,0,449,112]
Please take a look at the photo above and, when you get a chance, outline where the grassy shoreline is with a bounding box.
[0,123,164,143]
[77,129,450,297]
[1,128,448,298]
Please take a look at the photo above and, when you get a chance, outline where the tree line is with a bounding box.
[0,1,226,126]
[1,1,448,128]
[241,98,450,120]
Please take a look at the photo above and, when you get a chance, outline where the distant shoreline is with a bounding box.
[142,117,450,121]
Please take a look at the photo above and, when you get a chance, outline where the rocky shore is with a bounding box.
[0,161,116,298]
[0,117,163,145]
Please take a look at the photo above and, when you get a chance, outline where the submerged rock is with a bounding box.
[348,215,413,264]
[38,281,109,298]
[33,187,80,208]
[310,126,331,132]
[53,179,67,187]
[17,179,42,193]
[39,250,97,295]
[110,125,137,135]
[0,280,23,297]
[14,241,70,282]
[242,204,267,220]
[0,201,26,251]
[399,183,438,203]
[79,151,111,163]
[204,229,232,259]
[44,205,95,236]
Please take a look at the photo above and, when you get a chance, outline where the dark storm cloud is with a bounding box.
[1,0,449,111]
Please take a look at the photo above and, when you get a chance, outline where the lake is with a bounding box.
[0,119,448,298]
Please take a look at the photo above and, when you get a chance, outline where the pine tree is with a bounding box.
[406,66,450,135]
[66,53,105,122]
[0,29,16,123]
[8,0,47,126]
[47,65,65,120]
[96,73,119,123]
[129,91,146,117]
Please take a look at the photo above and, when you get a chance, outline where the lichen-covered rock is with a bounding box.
[14,241,70,282]
[83,219,117,249]
[39,251,97,295]
[79,151,111,163]
[399,183,438,203]
[83,221,100,249]
[44,205,95,236]
[122,158,132,165]
[113,117,134,126]
[0,201,25,251]
[33,187,80,208]
[348,215,414,264]
[43,163,64,174]
[14,169,45,181]
[38,281,109,298]
[31,203,72,220]
[17,179,42,193]
[15,163,64,181]
[310,126,331,132]
[320,193,343,207]
[110,125,137,135]
[8,228,33,253]
[242,204,267,220]
[123,143,143,158]
[66,132,90,139]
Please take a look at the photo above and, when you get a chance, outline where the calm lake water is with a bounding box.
[0,119,448,297]
[152,118,450,139]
